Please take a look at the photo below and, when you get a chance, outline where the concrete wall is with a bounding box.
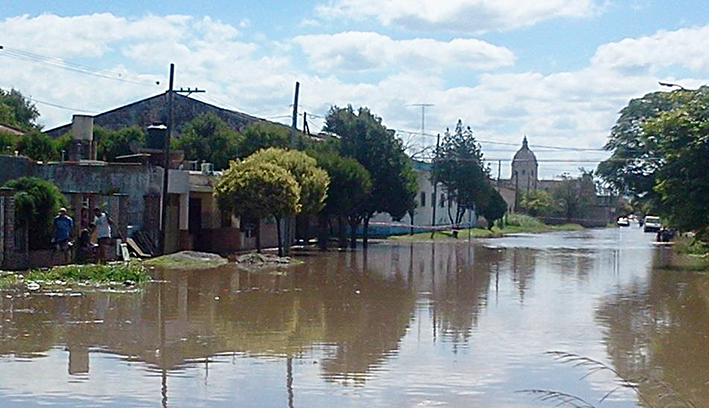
[0,155,35,186]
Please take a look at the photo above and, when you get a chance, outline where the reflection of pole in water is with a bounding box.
[430,242,437,343]
[159,269,168,408]
[287,357,294,408]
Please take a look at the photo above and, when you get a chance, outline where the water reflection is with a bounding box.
[596,249,709,406]
[0,229,705,407]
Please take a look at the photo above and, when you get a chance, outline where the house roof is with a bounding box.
[0,123,26,135]
[44,92,278,137]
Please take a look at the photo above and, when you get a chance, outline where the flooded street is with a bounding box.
[1,228,707,407]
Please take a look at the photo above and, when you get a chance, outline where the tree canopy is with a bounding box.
[478,186,508,229]
[432,120,489,224]
[519,189,556,217]
[94,126,146,161]
[215,159,301,255]
[0,88,40,131]
[597,86,708,236]
[174,113,243,170]
[16,130,62,162]
[246,148,329,216]
[307,147,372,217]
[324,105,417,232]
[3,176,66,250]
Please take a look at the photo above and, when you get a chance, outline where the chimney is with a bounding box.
[69,115,94,161]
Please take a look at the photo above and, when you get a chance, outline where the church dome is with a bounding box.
[513,136,537,163]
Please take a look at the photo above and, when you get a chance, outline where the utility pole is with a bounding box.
[431,132,440,237]
[290,82,300,147]
[160,64,175,255]
[284,81,300,256]
[160,64,205,254]
[497,160,501,189]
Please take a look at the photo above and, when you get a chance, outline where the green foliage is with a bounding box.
[93,126,146,161]
[216,159,301,220]
[16,130,61,161]
[520,189,556,217]
[550,174,594,221]
[478,187,508,229]
[597,86,708,236]
[239,122,304,158]
[0,88,40,131]
[174,113,243,170]
[26,262,148,284]
[432,120,489,224]
[324,105,417,222]
[3,176,66,250]
[307,147,372,217]
[246,147,329,215]
[642,89,708,236]
[0,131,19,154]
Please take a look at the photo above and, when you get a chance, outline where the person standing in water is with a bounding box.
[93,207,114,263]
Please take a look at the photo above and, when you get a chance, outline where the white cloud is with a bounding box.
[315,0,603,33]
[293,31,514,71]
[591,25,709,72]
[1,13,707,178]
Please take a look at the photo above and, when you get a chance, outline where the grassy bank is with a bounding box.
[390,213,583,241]
[0,262,149,289]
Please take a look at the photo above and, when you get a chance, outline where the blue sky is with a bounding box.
[1,0,708,177]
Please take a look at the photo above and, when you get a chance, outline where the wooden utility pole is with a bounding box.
[160,65,205,254]
[431,132,440,237]
[284,81,300,255]
[160,64,175,255]
[290,82,300,147]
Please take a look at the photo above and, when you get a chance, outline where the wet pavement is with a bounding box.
[0,227,707,407]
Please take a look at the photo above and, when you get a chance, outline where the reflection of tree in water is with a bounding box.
[595,255,709,406]
[0,251,417,390]
[432,245,499,348]
[508,248,536,303]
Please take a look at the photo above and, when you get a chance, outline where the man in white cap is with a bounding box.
[53,207,74,263]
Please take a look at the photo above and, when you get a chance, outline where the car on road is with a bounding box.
[643,216,661,232]
[617,217,630,227]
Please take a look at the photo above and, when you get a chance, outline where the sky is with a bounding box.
[1,0,708,178]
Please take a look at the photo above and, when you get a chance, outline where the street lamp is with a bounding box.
[658,81,686,90]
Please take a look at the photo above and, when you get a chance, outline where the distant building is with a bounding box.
[0,123,26,136]
[44,92,271,137]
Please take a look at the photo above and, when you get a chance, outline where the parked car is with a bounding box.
[643,216,661,232]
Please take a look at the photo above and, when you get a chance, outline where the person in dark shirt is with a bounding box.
[77,223,97,263]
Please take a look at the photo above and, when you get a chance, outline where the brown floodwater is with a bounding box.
[0,227,707,407]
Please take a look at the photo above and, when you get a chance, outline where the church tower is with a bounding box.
[511,136,538,196]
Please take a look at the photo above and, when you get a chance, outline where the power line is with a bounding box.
[0,45,160,87]
[24,96,96,113]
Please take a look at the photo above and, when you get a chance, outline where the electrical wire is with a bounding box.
[0,45,160,87]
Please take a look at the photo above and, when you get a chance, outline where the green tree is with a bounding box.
[216,159,301,255]
[246,148,329,216]
[432,120,489,225]
[551,173,594,221]
[174,113,242,170]
[93,126,146,161]
[0,131,19,154]
[0,88,40,131]
[479,186,508,230]
[308,147,372,249]
[519,189,556,217]
[597,86,708,236]
[16,130,60,161]
[324,105,417,247]
[238,122,309,158]
[3,176,67,250]
[642,89,708,237]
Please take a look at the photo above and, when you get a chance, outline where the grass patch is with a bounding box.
[0,262,149,289]
[674,236,709,257]
[390,214,583,241]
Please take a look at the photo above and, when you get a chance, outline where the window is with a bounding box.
[522,169,526,175]
[440,194,445,208]
[420,192,426,207]
[431,193,436,207]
